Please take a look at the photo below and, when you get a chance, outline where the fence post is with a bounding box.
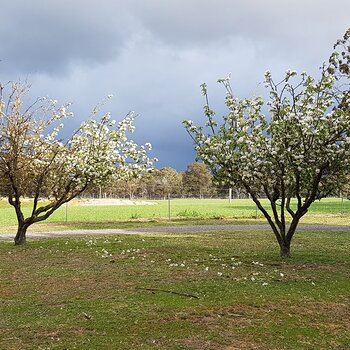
[168,193,171,222]
[65,202,68,223]
[341,194,344,215]
[229,188,232,203]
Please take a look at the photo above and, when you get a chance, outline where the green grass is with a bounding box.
[0,197,350,229]
[0,229,349,349]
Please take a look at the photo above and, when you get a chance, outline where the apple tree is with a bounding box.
[0,83,155,245]
[184,33,350,257]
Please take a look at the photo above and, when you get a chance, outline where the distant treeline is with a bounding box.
[86,162,243,199]
[85,162,350,200]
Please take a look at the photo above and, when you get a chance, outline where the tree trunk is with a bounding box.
[278,215,301,258]
[14,223,29,245]
[279,241,291,258]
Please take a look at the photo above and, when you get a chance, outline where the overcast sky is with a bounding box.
[1,0,349,170]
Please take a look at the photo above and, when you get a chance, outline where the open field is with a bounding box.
[0,229,349,349]
[0,198,350,230]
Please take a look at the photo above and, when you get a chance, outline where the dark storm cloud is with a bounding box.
[2,0,347,76]
[1,0,350,170]
[0,0,134,75]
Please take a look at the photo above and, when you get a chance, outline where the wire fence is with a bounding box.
[59,193,350,224]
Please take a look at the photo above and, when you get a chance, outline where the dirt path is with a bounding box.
[0,223,349,241]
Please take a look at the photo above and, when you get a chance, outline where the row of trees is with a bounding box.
[2,28,350,259]
[89,162,216,199]
[93,163,350,201]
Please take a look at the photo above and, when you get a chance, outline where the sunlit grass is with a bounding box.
[0,197,349,228]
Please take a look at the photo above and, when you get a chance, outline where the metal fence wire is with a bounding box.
[61,190,350,223]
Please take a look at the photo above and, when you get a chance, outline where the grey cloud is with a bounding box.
[1,0,349,77]
[126,0,347,47]
[0,0,134,75]
[1,0,350,169]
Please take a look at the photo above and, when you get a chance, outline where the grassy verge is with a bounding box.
[0,230,349,349]
[0,197,350,234]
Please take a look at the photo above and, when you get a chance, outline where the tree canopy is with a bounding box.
[184,29,350,257]
[0,83,155,244]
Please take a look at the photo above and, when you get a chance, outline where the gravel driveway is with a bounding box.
[0,223,349,241]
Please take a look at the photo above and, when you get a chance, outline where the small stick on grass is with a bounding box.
[136,287,199,299]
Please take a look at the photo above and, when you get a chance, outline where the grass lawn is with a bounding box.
[0,229,349,349]
[0,197,350,230]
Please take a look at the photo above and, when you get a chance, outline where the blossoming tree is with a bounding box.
[0,83,155,245]
[184,32,350,257]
